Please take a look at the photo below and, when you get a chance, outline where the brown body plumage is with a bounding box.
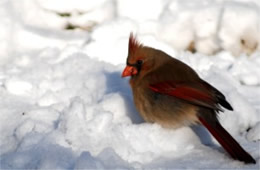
[122,33,256,164]
[130,53,199,128]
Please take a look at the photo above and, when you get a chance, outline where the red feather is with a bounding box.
[198,116,256,164]
[149,82,218,110]
[129,33,142,54]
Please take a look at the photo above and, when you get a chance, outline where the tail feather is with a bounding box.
[198,116,256,164]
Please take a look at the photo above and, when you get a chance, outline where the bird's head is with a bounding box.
[122,33,158,78]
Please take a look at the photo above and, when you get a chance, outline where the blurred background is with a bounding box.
[1,0,260,64]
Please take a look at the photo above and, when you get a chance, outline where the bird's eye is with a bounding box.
[137,60,143,65]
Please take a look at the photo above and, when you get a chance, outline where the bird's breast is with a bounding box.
[132,86,199,129]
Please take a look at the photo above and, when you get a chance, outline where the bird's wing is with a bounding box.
[149,81,223,111]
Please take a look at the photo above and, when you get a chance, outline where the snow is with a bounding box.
[117,0,165,22]
[0,0,260,169]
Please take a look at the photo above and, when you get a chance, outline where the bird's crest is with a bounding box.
[129,33,142,54]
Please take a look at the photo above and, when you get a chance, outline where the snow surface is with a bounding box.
[0,0,260,169]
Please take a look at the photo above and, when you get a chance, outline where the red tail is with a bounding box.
[198,117,256,164]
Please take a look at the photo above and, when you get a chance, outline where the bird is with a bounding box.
[121,33,256,164]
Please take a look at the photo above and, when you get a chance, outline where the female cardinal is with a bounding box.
[121,33,256,164]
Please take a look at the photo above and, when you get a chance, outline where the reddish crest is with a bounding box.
[129,33,142,54]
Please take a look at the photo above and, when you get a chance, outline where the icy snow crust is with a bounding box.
[0,0,260,169]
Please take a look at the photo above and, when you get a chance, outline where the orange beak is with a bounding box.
[121,65,138,77]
